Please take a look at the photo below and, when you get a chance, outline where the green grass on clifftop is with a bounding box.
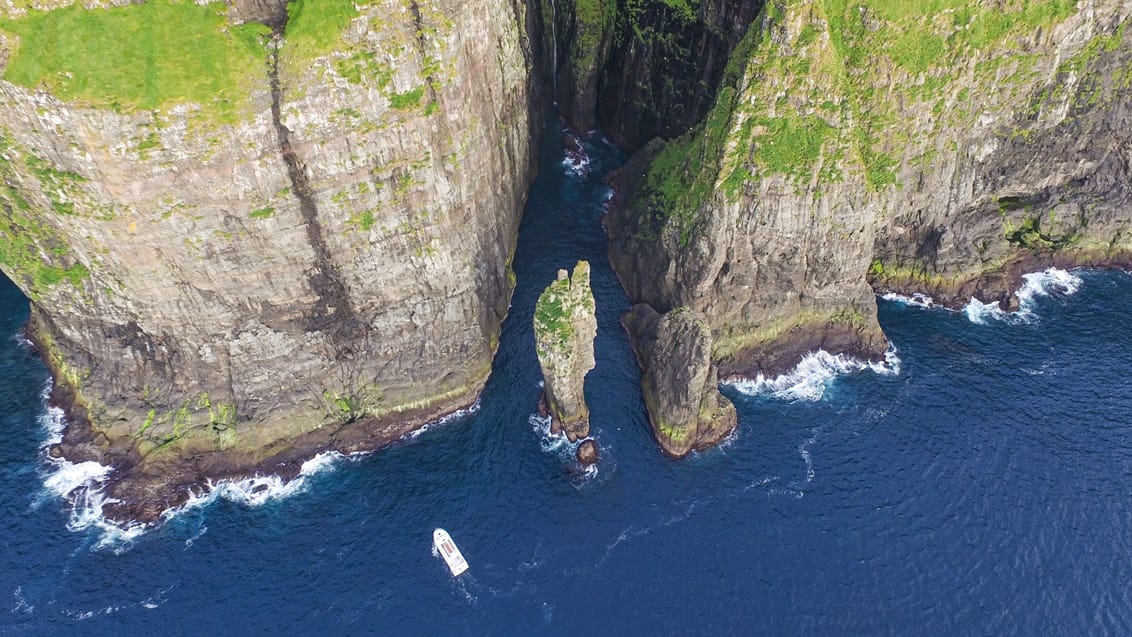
[283,0,367,69]
[0,1,270,121]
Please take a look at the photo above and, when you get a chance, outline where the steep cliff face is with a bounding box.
[0,0,534,519]
[538,0,616,132]
[596,0,763,150]
[610,1,1132,424]
[538,0,762,149]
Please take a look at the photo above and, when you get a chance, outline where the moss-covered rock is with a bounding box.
[610,0,1132,400]
[533,261,597,442]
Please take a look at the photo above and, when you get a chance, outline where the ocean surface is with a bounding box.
[2,124,1131,635]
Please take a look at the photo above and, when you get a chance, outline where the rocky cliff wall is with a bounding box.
[0,0,535,519]
[537,0,762,149]
[610,0,1132,392]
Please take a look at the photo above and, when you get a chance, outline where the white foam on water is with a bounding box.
[42,460,111,499]
[36,377,352,549]
[168,450,347,516]
[33,384,146,551]
[963,297,1010,325]
[12,586,34,615]
[965,267,1082,325]
[402,398,481,441]
[561,154,591,178]
[528,412,599,483]
[44,466,148,553]
[881,291,936,308]
[727,347,901,402]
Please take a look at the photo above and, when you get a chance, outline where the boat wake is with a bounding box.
[727,347,901,402]
[964,268,1082,325]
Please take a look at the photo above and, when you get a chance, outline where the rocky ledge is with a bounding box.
[533,261,597,446]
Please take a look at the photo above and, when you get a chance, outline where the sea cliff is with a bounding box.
[0,0,535,519]
[607,0,1132,452]
[3,0,1132,503]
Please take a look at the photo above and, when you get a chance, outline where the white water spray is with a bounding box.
[964,267,1082,325]
[728,348,901,402]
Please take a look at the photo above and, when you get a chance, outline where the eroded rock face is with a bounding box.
[0,0,535,520]
[575,438,598,465]
[533,261,597,442]
[610,0,1132,395]
[623,304,734,457]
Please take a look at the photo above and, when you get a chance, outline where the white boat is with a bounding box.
[433,528,469,576]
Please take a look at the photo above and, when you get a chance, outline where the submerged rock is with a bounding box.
[624,304,736,458]
[533,261,597,443]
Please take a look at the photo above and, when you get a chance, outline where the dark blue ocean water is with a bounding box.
[2,126,1131,635]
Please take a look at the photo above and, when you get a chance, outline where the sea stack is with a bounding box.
[533,261,598,452]
[623,304,736,458]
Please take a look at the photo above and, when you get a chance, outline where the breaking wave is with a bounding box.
[38,390,487,548]
[169,451,346,515]
[727,347,901,402]
[561,153,591,178]
[402,398,481,441]
[964,268,1082,325]
[35,387,146,551]
[881,291,936,309]
[528,412,598,482]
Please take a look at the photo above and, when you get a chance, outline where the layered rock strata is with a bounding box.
[610,0,1132,440]
[0,0,535,520]
[533,261,597,443]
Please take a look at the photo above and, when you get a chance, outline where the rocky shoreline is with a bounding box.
[37,336,487,524]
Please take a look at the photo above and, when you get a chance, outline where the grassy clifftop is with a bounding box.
[0,1,271,122]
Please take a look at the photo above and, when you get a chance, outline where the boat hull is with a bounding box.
[433,528,469,577]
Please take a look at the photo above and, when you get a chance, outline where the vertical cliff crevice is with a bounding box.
[266,29,364,349]
[536,0,763,151]
[595,0,763,150]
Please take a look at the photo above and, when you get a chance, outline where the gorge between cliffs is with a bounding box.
[1,0,1132,526]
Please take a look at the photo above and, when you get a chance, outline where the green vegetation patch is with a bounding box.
[284,0,365,69]
[0,1,270,122]
[751,115,835,177]
[389,86,426,110]
[0,132,89,299]
[535,279,574,353]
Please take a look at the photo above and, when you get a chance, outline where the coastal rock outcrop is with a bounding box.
[623,303,735,456]
[533,261,597,443]
[0,0,535,519]
[609,0,1132,440]
[576,438,598,465]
